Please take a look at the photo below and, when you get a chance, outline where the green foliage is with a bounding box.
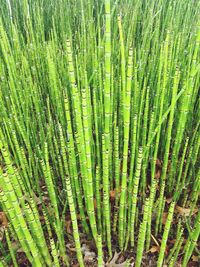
[0,0,199,266]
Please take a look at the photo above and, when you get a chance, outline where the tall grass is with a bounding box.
[0,0,199,266]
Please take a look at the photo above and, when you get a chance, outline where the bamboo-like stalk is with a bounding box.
[135,198,149,267]
[104,0,111,150]
[118,47,133,248]
[156,68,180,234]
[130,147,143,247]
[157,201,175,267]
[167,222,183,263]
[146,178,157,250]
[5,228,18,267]
[97,234,103,267]
[182,212,200,267]
[59,125,83,266]
[102,134,112,255]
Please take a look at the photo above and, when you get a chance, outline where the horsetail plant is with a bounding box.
[0,0,199,266]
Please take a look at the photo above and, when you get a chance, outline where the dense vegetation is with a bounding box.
[0,0,199,266]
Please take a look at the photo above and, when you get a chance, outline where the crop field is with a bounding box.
[0,0,199,266]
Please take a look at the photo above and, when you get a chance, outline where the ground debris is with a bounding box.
[106,251,130,267]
